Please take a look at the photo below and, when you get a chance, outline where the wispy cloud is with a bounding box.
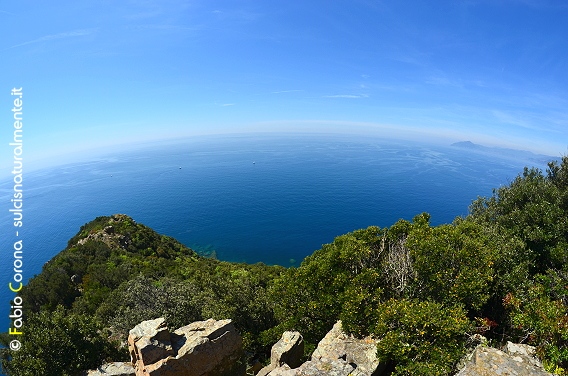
[127,24,202,32]
[324,94,369,99]
[125,11,164,20]
[425,76,463,88]
[123,0,194,20]
[221,103,235,106]
[8,29,97,49]
[272,90,303,94]
[492,110,545,131]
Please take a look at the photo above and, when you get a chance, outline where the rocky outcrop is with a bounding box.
[76,215,132,249]
[502,341,544,368]
[128,318,244,376]
[257,331,304,376]
[456,342,553,376]
[128,318,175,371]
[311,321,382,376]
[271,331,305,368]
[85,362,136,376]
[259,321,384,376]
[88,317,555,376]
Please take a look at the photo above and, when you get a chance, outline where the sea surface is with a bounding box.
[0,132,554,331]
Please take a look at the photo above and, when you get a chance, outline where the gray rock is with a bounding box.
[84,362,135,376]
[264,359,356,376]
[258,331,304,376]
[311,321,383,376]
[272,331,304,368]
[132,318,244,376]
[261,364,292,376]
[503,341,543,368]
[262,321,383,376]
[128,317,174,368]
[456,345,553,376]
[257,366,275,376]
[298,359,356,376]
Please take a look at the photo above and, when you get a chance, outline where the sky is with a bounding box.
[1,0,567,169]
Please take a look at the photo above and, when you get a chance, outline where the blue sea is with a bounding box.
[0,132,553,331]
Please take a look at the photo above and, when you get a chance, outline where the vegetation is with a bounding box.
[1,156,567,375]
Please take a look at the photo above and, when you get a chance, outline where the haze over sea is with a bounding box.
[0,133,556,328]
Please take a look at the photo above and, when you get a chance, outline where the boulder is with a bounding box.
[84,362,135,376]
[262,359,356,376]
[502,341,543,368]
[129,318,244,376]
[311,321,382,376]
[128,317,174,369]
[456,345,553,376]
[258,331,304,376]
[272,331,304,368]
[261,321,384,376]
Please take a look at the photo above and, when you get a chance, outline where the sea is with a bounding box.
[0,132,556,333]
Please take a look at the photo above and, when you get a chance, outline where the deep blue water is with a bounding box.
[0,133,552,332]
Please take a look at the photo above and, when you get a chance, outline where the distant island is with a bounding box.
[451,140,558,165]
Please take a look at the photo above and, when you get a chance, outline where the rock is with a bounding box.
[247,360,263,375]
[84,362,135,375]
[257,365,275,376]
[311,321,383,376]
[261,364,292,376]
[75,215,131,249]
[272,331,304,368]
[258,331,305,376]
[261,321,383,376]
[503,341,542,368]
[129,317,174,369]
[300,359,356,376]
[129,318,244,376]
[456,345,553,376]
[263,359,355,376]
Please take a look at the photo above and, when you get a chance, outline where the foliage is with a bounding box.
[503,272,568,373]
[469,162,568,273]
[404,216,496,312]
[1,306,124,376]
[270,226,384,343]
[372,299,472,376]
[339,268,384,337]
[470,155,568,371]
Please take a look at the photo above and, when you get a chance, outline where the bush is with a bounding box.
[1,306,123,376]
[503,273,568,373]
[371,299,472,376]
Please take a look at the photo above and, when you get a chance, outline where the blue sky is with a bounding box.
[1,0,567,168]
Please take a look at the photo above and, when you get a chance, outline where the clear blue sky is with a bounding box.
[1,0,567,169]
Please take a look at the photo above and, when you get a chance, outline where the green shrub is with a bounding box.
[372,299,472,376]
[1,306,124,376]
[503,274,568,373]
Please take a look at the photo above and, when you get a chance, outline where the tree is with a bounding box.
[470,162,568,273]
[270,226,384,343]
[404,215,496,312]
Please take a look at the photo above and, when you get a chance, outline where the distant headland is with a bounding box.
[451,140,558,165]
